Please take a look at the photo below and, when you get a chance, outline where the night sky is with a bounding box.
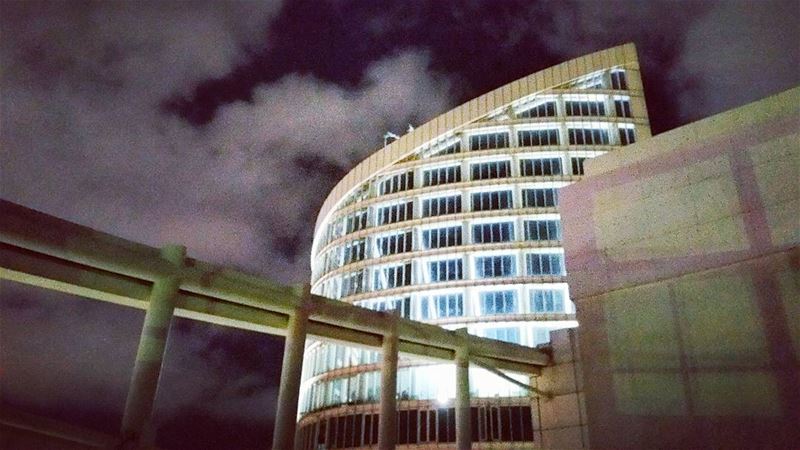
[1,1,798,449]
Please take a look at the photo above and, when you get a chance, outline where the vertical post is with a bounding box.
[121,244,185,447]
[378,314,398,450]
[455,346,471,450]
[272,285,311,450]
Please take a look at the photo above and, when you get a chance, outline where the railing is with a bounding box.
[0,199,550,449]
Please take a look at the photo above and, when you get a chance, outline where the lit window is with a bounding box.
[517,129,560,146]
[373,262,413,290]
[568,128,610,145]
[530,289,565,313]
[610,70,628,90]
[522,188,559,208]
[340,270,366,297]
[422,195,461,217]
[422,226,462,249]
[475,255,516,278]
[526,253,565,276]
[471,190,513,211]
[342,239,366,264]
[344,209,368,234]
[422,165,461,187]
[471,160,511,180]
[469,132,510,150]
[523,220,561,241]
[571,157,587,175]
[420,293,464,319]
[428,259,463,282]
[520,158,562,176]
[565,101,606,117]
[517,101,557,118]
[377,201,413,225]
[618,127,636,146]
[472,222,515,243]
[379,171,414,195]
[376,231,412,256]
[480,290,518,314]
[358,297,412,319]
[484,327,521,344]
[427,141,461,157]
[614,99,632,118]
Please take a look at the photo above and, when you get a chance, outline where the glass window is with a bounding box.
[428,259,463,282]
[517,129,559,146]
[342,238,366,264]
[469,132,509,150]
[610,70,628,90]
[420,293,464,319]
[484,327,521,344]
[517,101,556,118]
[564,101,606,117]
[472,222,515,243]
[471,190,513,211]
[530,289,565,313]
[522,188,559,208]
[571,157,587,175]
[376,231,412,256]
[422,195,461,217]
[422,165,461,187]
[619,127,636,146]
[422,226,462,249]
[475,255,516,278]
[526,253,565,276]
[523,219,561,241]
[379,171,414,195]
[340,270,365,297]
[470,160,511,180]
[520,158,562,176]
[568,128,610,145]
[428,141,461,157]
[614,99,632,117]
[358,297,412,319]
[480,290,518,314]
[377,201,413,225]
[373,262,413,290]
[345,209,368,234]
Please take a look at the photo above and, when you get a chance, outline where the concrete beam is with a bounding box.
[0,200,548,372]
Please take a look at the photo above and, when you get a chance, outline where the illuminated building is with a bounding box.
[297,43,651,448]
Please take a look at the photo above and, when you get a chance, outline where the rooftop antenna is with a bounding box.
[383,131,400,146]
[407,124,415,133]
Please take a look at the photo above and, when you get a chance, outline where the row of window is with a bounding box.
[375,187,560,227]
[338,253,565,297]
[469,126,634,151]
[323,148,603,246]
[346,283,567,316]
[296,406,535,448]
[321,219,562,275]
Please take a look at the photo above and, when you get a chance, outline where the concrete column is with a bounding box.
[378,315,399,450]
[121,244,185,447]
[271,286,311,450]
[455,346,471,450]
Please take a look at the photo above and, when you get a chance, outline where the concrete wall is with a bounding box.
[533,328,589,449]
[559,87,800,449]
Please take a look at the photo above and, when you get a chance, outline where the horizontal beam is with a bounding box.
[0,409,119,448]
[0,200,550,371]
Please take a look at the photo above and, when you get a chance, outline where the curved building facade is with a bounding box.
[298,44,651,448]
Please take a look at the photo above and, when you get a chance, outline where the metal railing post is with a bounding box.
[455,344,471,449]
[271,285,311,450]
[121,244,185,448]
[378,313,399,449]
